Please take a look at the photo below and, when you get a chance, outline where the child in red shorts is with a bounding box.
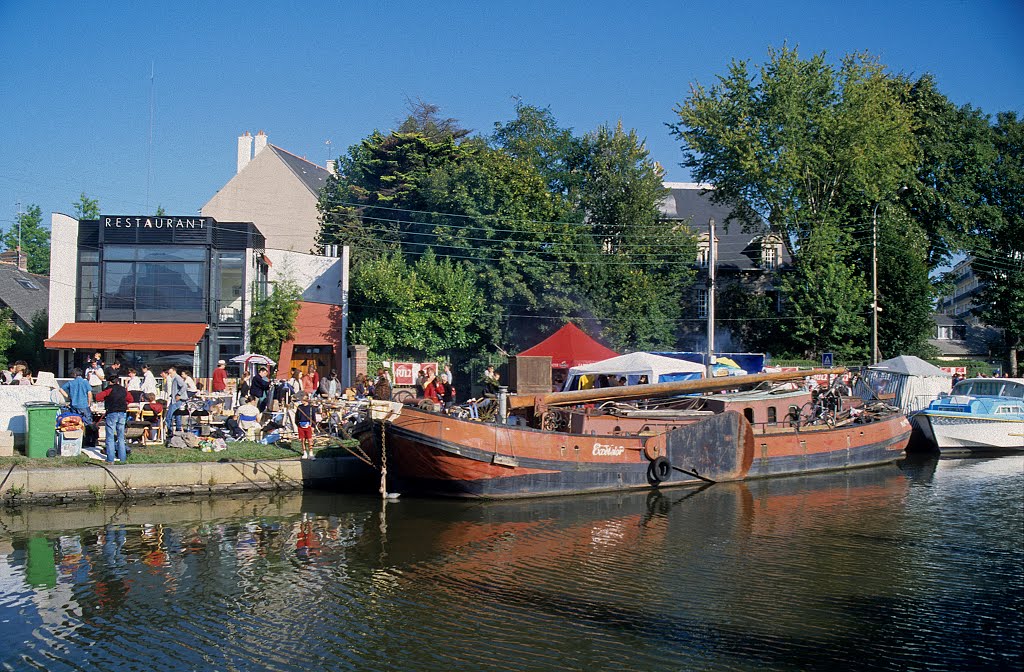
[295,393,317,459]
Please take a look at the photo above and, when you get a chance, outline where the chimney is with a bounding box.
[326,159,337,175]
[16,246,27,272]
[237,131,253,173]
[254,129,268,156]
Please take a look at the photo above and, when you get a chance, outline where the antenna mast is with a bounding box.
[146,62,155,209]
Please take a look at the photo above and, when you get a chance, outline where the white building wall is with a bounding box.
[265,249,342,305]
[202,149,321,253]
[48,212,79,338]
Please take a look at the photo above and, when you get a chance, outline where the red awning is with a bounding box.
[518,323,619,369]
[45,323,208,351]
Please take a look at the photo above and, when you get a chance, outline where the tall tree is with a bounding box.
[780,221,871,360]
[900,76,998,268]
[575,122,696,349]
[670,47,917,239]
[73,192,100,220]
[1,204,49,275]
[973,112,1024,375]
[875,209,937,358]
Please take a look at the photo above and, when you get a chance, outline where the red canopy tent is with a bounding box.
[518,323,619,369]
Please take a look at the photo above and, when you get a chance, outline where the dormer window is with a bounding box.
[759,234,783,269]
[696,233,715,268]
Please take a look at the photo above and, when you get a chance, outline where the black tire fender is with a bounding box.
[647,456,672,485]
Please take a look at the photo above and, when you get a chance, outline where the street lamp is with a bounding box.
[871,187,909,364]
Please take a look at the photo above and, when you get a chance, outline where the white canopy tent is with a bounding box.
[564,352,705,391]
[864,355,952,414]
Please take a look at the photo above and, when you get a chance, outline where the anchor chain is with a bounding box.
[379,422,388,499]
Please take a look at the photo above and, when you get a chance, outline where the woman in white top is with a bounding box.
[126,368,142,392]
[183,370,198,397]
[140,365,158,396]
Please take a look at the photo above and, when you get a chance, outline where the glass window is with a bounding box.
[104,245,206,262]
[217,253,244,323]
[697,289,709,319]
[134,261,205,311]
[102,262,135,310]
[78,263,99,319]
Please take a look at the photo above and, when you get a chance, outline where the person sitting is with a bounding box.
[235,395,262,440]
[318,370,340,399]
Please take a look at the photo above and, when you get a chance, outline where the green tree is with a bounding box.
[973,112,1024,375]
[249,279,303,362]
[8,310,53,373]
[670,46,917,238]
[1,204,49,275]
[901,76,998,267]
[73,192,100,220]
[875,209,938,358]
[156,205,166,216]
[574,122,696,350]
[350,250,484,361]
[780,221,871,360]
[0,308,15,369]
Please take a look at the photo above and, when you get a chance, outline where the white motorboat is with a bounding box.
[913,377,1024,453]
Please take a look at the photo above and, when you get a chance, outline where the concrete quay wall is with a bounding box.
[0,457,372,506]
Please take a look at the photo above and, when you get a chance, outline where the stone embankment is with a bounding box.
[0,456,372,505]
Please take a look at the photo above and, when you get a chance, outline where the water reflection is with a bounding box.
[0,457,1020,671]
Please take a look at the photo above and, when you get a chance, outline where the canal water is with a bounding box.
[0,456,1021,671]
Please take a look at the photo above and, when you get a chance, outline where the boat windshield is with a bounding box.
[952,379,1024,399]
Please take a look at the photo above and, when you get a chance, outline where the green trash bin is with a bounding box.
[24,402,59,459]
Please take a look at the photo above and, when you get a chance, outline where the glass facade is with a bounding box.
[73,217,266,376]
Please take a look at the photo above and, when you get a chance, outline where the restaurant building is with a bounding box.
[45,214,269,376]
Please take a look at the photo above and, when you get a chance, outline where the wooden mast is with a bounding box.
[508,368,845,412]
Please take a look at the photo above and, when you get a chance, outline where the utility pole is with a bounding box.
[871,202,880,365]
[706,217,716,378]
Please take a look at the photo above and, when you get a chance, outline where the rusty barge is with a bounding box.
[364,369,912,499]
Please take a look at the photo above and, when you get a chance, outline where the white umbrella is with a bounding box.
[230,353,277,366]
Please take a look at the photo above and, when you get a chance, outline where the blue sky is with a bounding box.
[1,0,1021,230]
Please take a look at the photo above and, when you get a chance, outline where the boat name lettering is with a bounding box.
[592,442,625,456]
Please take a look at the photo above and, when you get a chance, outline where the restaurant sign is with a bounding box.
[102,216,209,230]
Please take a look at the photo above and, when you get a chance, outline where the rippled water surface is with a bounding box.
[1,456,1021,671]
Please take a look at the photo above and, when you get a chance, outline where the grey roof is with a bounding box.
[933,313,961,327]
[269,145,330,197]
[870,355,950,377]
[0,263,49,328]
[659,184,792,271]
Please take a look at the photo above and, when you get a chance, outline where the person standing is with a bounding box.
[60,368,94,424]
[295,393,318,459]
[96,378,129,463]
[140,364,158,396]
[103,360,122,389]
[163,367,187,435]
[211,360,228,393]
[301,368,316,396]
[440,373,456,410]
[250,367,271,412]
[87,359,105,395]
[372,368,392,402]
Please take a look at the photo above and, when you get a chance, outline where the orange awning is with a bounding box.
[45,323,208,351]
